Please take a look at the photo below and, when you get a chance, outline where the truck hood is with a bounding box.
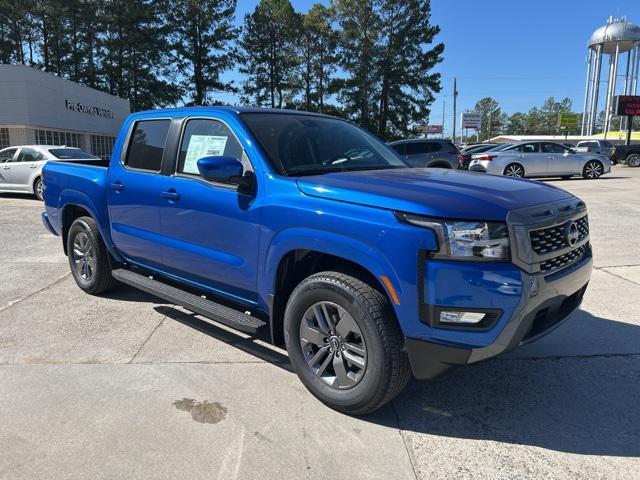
[296,168,573,221]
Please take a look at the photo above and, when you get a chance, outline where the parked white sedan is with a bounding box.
[0,145,99,200]
[469,141,611,180]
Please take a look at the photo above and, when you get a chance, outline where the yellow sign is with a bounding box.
[558,113,580,128]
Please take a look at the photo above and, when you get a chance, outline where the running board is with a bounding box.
[112,268,267,335]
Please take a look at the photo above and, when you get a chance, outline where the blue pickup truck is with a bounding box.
[42,107,592,414]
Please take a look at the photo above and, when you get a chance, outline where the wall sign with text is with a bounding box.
[65,99,114,119]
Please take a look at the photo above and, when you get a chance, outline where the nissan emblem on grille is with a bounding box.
[566,221,579,247]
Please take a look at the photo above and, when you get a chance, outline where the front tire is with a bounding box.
[582,160,603,179]
[503,163,525,178]
[34,177,44,201]
[284,272,411,415]
[627,154,640,168]
[67,216,116,294]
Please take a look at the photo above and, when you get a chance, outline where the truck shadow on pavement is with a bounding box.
[145,297,639,457]
[386,310,640,458]
[153,305,293,372]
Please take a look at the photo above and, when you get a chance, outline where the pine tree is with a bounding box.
[292,4,338,112]
[167,0,239,105]
[100,0,180,110]
[474,97,503,141]
[333,0,380,129]
[240,0,297,108]
[374,0,443,139]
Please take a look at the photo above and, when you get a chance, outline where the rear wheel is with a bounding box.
[67,216,116,294]
[582,160,603,179]
[627,154,640,168]
[503,163,525,178]
[284,272,411,415]
[34,177,44,201]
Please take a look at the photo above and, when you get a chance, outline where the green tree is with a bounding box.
[0,0,39,65]
[292,4,338,112]
[240,0,298,108]
[374,0,443,139]
[539,96,572,134]
[100,0,180,110]
[474,97,503,141]
[167,0,239,105]
[505,112,527,135]
[333,0,380,129]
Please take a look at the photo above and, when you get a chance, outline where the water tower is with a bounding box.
[581,17,640,136]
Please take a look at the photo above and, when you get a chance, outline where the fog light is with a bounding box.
[439,311,486,324]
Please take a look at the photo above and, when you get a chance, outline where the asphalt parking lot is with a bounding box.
[1,168,639,480]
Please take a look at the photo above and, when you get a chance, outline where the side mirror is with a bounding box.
[196,156,255,193]
[197,156,244,182]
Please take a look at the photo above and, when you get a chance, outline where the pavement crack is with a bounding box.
[0,272,71,313]
[390,400,419,480]
[128,317,166,363]
[596,268,640,287]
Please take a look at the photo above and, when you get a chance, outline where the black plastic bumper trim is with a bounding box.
[405,338,471,380]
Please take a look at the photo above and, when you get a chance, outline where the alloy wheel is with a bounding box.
[627,154,640,168]
[505,165,524,177]
[72,231,96,281]
[35,180,44,200]
[585,161,602,179]
[299,301,367,389]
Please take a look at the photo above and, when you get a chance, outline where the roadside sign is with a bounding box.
[461,112,481,130]
[557,113,580,129]
[424,124,443,134]
[614,95,640,116]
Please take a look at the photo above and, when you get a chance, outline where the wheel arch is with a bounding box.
[264,234,401,346]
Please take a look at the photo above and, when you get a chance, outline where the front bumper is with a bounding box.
[406,250,592,380]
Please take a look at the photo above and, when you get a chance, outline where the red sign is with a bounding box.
[425,124,443,134]
[614,95,640,116]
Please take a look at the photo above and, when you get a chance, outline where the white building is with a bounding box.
[0,64,130,158]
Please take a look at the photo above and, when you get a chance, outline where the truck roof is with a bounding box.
[132,106,336,119]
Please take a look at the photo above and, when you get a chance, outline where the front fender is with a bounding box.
[261,227,403,308]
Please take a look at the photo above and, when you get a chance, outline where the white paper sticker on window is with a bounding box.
[183,135,229,174]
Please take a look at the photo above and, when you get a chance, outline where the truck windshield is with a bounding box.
[241,113,408,176]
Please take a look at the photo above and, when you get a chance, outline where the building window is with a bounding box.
[35,129,81,148]
[0,128,9,149]
[90,134,116,160]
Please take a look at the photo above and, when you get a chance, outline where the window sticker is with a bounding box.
[183,135,228,174]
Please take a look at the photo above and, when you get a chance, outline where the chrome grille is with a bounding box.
[529,215,589,255]
[539,244,588,272]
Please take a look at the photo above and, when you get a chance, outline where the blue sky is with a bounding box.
[228,0,638,135]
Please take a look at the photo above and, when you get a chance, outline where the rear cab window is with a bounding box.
[125,119,171,171]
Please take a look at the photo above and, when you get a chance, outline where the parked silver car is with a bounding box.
[0,145,99,200]
[468,141,611,180]
[388,139,461,169]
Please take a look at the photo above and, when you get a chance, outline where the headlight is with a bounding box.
[396,212,510,260]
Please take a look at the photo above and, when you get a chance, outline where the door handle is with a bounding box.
[30,165,38,168]
[109,182,124,192]
[2,165,9,170]
[161,190,180,201]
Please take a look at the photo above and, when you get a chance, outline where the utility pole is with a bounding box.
[442,100,446,138]
[452,78,458,144]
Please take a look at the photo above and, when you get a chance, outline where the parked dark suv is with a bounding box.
[388,139,460,169]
